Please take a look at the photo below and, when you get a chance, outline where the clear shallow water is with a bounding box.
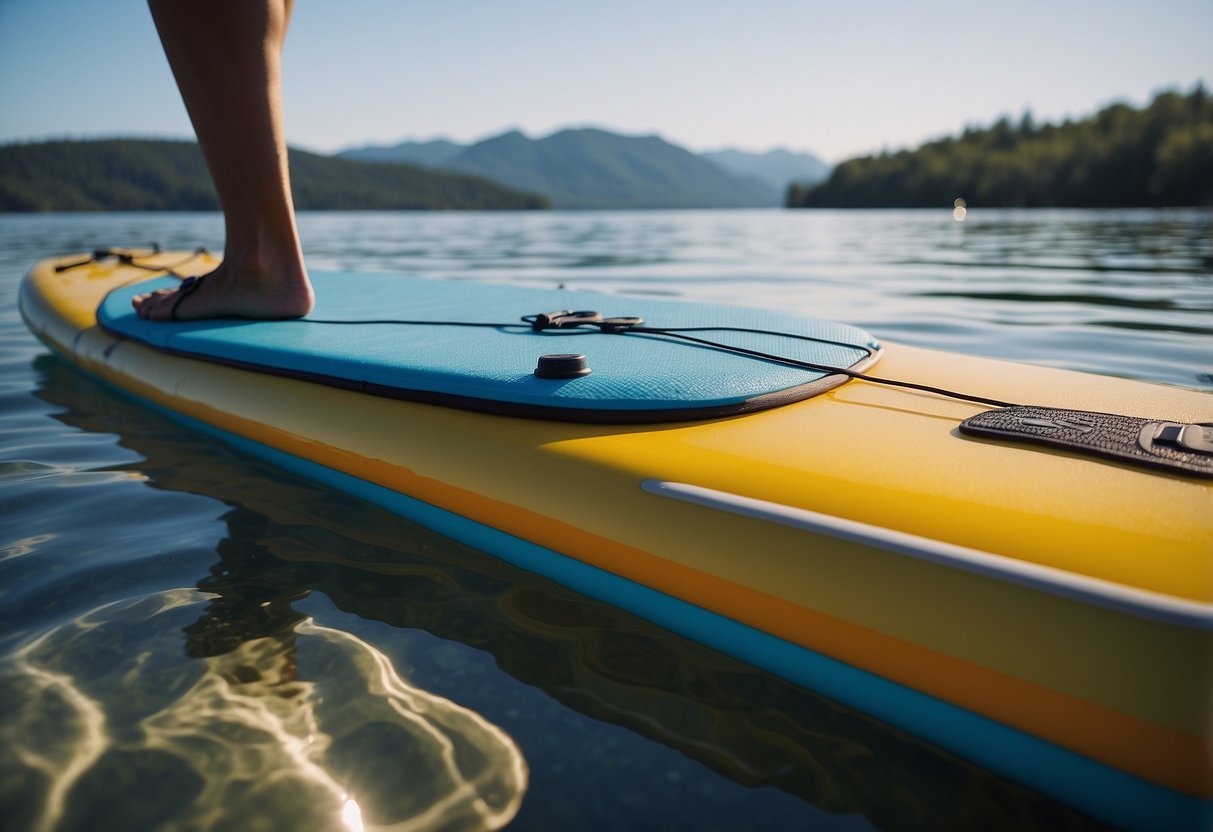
[1,209,1209,832]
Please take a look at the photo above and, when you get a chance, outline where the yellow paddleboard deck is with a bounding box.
[21,250,1213,830]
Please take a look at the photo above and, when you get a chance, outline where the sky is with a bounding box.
[0,0,1209,163]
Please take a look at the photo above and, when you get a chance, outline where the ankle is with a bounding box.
[222,236,308,286]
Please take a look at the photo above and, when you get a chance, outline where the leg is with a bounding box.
[134,0,314,320]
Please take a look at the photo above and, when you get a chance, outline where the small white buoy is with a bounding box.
[953,197,967,222]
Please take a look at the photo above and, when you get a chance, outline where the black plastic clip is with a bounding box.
[523,310,603,331]
[598,316,644,333]
[522,310,645,333]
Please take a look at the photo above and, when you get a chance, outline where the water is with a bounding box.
[1,209,1209,832]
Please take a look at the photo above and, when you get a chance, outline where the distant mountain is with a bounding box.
[701,148,831,190]
[341,128,782,209]
[339,138,465,168]
[0,139,549,212]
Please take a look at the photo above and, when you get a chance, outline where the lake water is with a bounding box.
[1,209,1210,832]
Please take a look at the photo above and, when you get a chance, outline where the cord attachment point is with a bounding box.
[535,353,591,379]
[523,310,602,331]
[521,310,645,333]
[960,406,1213,478]
[1143,422,1213,455]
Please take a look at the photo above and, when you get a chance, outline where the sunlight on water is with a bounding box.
[0,533,56,562]
[342,798,365,832]
[0,589,527,832]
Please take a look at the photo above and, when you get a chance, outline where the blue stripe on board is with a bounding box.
[94,372,1211,832]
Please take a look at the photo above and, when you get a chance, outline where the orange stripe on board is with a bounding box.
[105,361,1211,800]
[432,478,1212,799]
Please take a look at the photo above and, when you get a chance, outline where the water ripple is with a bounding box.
[0,589,528,832]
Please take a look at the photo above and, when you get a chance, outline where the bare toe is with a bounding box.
[128,261,313,322]
[133,282,198,321]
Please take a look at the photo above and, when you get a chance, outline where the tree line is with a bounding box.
[0,139,550,212]
[788,86,1213,208]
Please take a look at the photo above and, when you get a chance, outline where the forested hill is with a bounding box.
[0,139,550,212]
[788,87,1213,209]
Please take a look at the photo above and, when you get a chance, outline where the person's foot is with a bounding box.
[132,258,314,321]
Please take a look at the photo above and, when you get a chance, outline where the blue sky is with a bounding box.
[1,0,1209,162]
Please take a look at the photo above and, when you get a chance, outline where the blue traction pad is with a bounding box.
[99,272,880,420]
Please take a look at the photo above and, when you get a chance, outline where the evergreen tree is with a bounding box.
[788,86,1213,208]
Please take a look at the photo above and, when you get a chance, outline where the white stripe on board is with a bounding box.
[641,480,1213,629]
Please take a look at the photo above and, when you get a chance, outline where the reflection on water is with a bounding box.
[2,209,1195,831]
[0,355,1111,832]
[1,587,527,832]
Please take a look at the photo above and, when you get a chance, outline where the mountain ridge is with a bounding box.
[0,139,549,212]
[338,128,809,209]
[700,147,831,190]
[340,138,464,168]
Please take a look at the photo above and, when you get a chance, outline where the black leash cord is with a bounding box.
[628,327,1020,408]
[631,324,874,355]
[306,318,515,329]
[303,316,1020,409]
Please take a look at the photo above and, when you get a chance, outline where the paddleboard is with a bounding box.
[20,248,1213,831]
